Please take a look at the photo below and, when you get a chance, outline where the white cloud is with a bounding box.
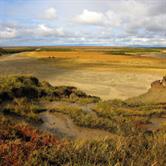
[1,0,166,46]
[43,7,57,20]
[0,27,17,39]
[105,11,121,27]
[74,1,166,37]
[37,24,53,35]
[55,27,64,36]
[36,24,64,36]
[105,0,166,35]
[75,9,104,25]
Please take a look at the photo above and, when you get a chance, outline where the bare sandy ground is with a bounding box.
[39,111,115,140]
[47,70,161,100]
[38,101,166,138]
[0,52,165,100]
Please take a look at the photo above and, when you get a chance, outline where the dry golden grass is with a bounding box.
[25,50,166,75]
[28,50,164,63]
[1,47,166,100]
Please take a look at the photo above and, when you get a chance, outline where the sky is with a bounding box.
[0,0,166,46]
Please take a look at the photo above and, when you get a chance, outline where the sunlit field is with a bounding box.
[0,47,166,100]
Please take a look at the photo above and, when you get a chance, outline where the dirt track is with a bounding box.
[39,111,115,140]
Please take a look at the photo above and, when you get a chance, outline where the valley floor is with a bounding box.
[1,48,166,100]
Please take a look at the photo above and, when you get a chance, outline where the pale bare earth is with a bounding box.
[0,50,165,100]
[38,111,115,140]
[47,70,161,100]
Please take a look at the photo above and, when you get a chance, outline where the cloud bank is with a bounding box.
[0,0,165,46]
[42,7,57,20]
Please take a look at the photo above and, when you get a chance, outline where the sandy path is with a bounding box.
[39,101,166,138]
[38,111,115,140]
[38,101,116,139]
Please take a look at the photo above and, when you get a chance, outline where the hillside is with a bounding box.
[1,75,166,165]
[127,76,166,104]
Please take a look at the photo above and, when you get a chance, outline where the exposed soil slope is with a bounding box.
[127,76,166,104]
[38,111,115,140]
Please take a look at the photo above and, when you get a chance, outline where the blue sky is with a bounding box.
[0,0,166,46]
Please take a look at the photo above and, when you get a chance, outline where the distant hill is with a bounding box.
[127,76,166,104]
[0,48,8,56]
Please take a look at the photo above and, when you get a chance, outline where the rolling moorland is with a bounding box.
[0,47,166,165]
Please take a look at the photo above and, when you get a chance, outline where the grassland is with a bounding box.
[1,114,166,166]
[1,75,166,165]
[1,47,166,165]
[0,46,166,100]
[27,47,166,72]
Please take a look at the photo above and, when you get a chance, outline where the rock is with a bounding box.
[127,75,166,104]
[151,76,166,89]
[162,76,166,87]
[151,80,162,89]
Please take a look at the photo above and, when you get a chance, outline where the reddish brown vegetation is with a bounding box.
[0,116,65,166]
